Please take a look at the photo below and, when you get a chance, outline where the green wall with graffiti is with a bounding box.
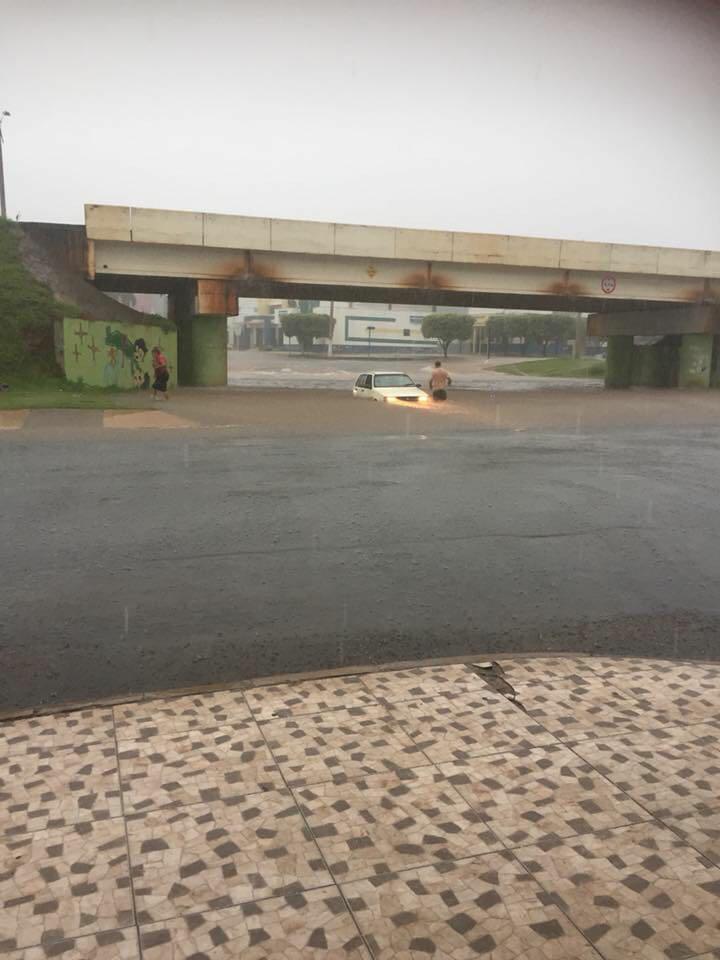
[61,318,177,390]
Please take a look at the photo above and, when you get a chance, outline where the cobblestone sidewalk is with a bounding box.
[2,656,720,959]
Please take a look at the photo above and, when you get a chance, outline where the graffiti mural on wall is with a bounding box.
[103,327,151,388]
[62,318,177,390]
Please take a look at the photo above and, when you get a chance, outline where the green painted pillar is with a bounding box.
[678,334,712,388]
[631,344,659,386]
[169,281,197,387]
[605,335,633,388]
[176,313,194,386]
[191,314,227,386]
[711,336,720,388]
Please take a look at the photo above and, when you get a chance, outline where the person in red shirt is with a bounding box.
[151,347,170,400]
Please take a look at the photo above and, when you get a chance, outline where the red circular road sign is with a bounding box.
[601,275,617,294]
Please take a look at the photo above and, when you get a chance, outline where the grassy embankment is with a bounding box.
[0,218,136,410]
[500,357,606,378]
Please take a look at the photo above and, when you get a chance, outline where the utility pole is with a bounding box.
[0,111,10,219]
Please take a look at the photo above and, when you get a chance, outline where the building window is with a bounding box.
[403,329,411,337]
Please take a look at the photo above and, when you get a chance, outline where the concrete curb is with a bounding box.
[1,649,718,724]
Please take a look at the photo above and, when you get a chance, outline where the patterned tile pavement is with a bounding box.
[0,654,718,959]
[572,722,720,818]
[0,710,115,760]
[245,676,379,720]
[342,852,599,959]
[127,790,331,923]
[138,888,371,959]
[358,663,486,703]
[661,804,720,870]
[0,820,133,952]
[388,691,557,762]
[258,705,429,787]
[0,743,123,837]
[514,821,720,960]
[118,720,284,814]
[440,742,651,846]
[113,692,252,740]
[604,668,720,722]
[492,656,599,684]
[513,679,689,741]
[4,930,140,960]
[294,765,502,881]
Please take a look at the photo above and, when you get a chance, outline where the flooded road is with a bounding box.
[2,400,720,712]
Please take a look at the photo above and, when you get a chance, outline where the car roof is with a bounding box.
[363,371,411,376]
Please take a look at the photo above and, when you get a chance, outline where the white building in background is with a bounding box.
[107,292,169,317]
[323,302,438,352]
[228,299,487,353]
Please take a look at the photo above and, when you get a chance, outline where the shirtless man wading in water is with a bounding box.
[429,360,452,401]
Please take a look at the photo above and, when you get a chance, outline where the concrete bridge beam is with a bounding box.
[588,305,719,338]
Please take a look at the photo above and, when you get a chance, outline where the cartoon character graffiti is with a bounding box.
[104,326,151,389]
[131,338,150,388]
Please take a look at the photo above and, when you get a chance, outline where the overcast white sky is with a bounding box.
[2,0,719,248]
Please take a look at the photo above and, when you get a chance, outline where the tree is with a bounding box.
[280,312,331,353]
[506,314,531,354]
[526,313,575,356]
[421,313,475,357]
[298,299,320,314]
[486,312,576,357]
[486,315,511,354]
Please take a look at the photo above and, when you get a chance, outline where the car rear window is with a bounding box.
[374,374,414,387]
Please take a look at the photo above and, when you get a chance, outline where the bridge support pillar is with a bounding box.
[605,335,633,388]
[191,315,228,386]
[168,280,197,387]
[678,334,713,388]
[168,280,230,386]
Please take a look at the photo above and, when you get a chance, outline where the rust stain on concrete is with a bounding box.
[677,285,709,303]
[401,270,428,288]
[542,279,588,296]
[429,272,454,289]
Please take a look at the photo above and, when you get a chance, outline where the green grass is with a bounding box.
[0,219,66,378]
[0,376,141,410]
[499,357,606,378]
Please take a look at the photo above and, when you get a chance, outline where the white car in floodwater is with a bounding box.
[352,371,430,404]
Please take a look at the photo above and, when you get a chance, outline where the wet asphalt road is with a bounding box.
[2,419,720,712]
[226,349,602,392]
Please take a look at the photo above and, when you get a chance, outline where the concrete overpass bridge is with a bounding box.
[78,204,720,387]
